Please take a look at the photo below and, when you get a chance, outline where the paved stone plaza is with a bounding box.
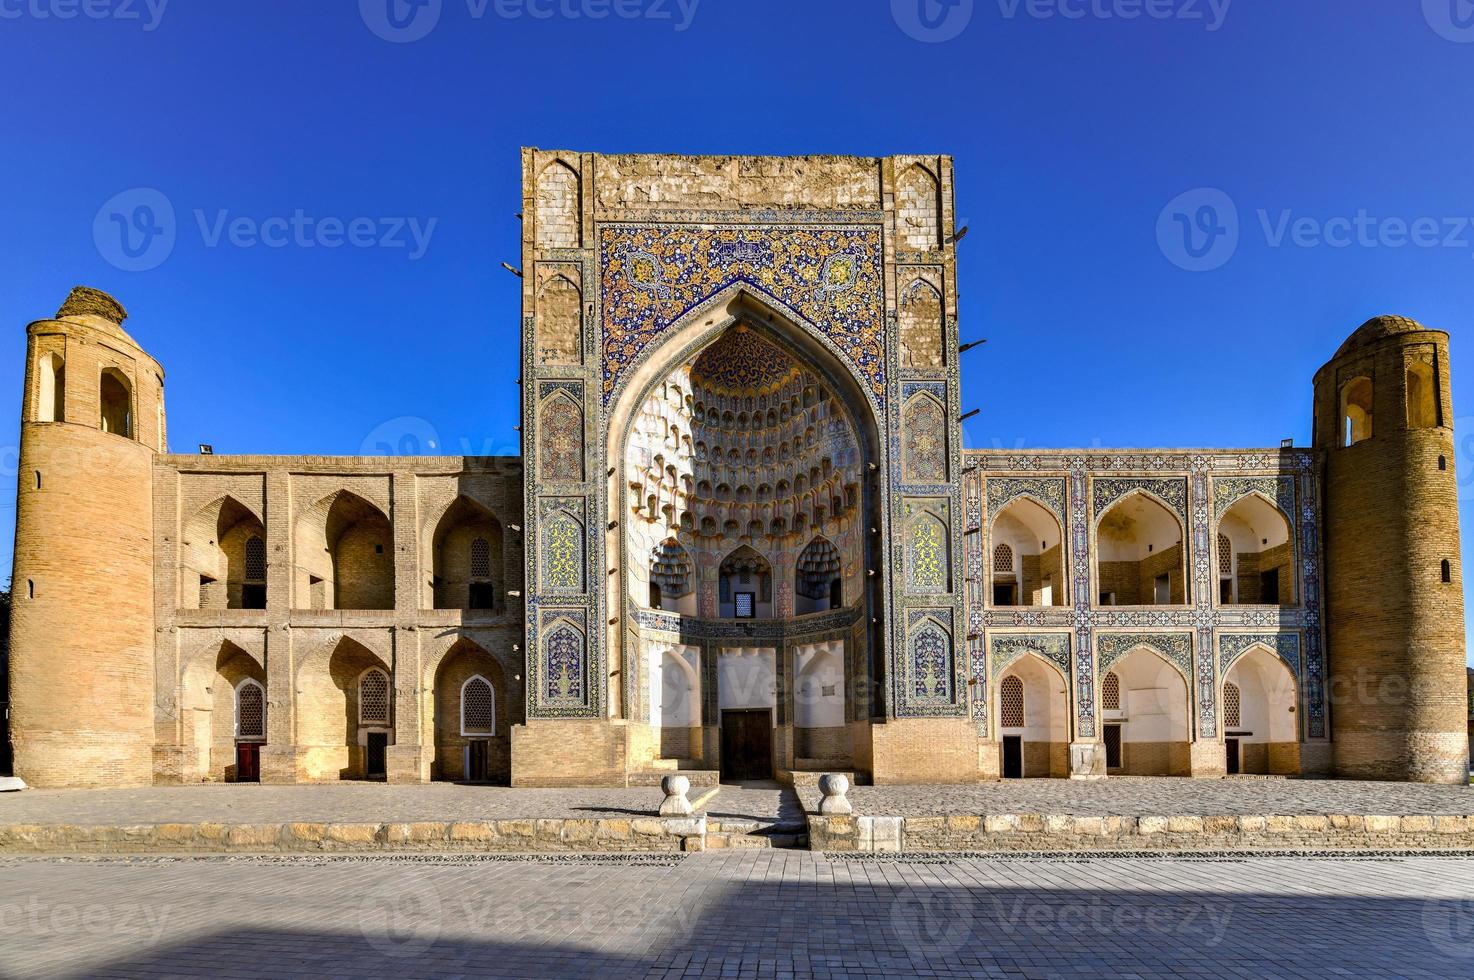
[1,851,1473,978]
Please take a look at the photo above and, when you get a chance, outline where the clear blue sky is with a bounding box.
[2,1,1472,662]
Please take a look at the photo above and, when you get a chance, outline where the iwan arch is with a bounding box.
[6,149,1468,788]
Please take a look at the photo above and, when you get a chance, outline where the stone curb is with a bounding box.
[0,816,707,855]
[807,812,1474,853]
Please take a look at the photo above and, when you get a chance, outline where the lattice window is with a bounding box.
[1224,681,1242,728]
[1102,671,1121,711]
[236,681,265,740]
[461,676,495,735]
[993,543,1014,574]
[1000,675,1025,728]
[244,536,267,582]
[359,669,390,726]
[470,538,491,580]
[1217,534,1232,577]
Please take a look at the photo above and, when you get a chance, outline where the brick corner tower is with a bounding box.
[9,287,164,787]
[1315,315,1467,783]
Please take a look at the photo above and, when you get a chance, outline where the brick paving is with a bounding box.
[0,781,799,827]
[842,777,1474,816]
[1,851,1472,978]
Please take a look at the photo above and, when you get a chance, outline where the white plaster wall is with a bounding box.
[794,640,844,728]
[718,647,776,710]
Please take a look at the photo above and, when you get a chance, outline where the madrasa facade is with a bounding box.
[5,150,1468,789]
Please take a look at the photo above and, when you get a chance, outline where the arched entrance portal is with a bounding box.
[609,294,886,780]
[995,655,1070,778]
[1222,646,1298,774]
[1100,648,1191,776]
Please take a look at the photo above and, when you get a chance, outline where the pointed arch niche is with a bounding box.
[605,290,887,720]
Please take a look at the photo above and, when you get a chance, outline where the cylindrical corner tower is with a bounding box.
[8,287,165,787]
[1314,315,1467,783]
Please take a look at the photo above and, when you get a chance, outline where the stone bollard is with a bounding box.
[659,775,693,817]
[818,773,852,815]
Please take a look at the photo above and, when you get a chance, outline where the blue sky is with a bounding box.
[1,0,1472,661]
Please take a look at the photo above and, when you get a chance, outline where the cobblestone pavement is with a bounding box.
[844,777,1474,816]
[1,851,1472,978]
[0,781,799,826]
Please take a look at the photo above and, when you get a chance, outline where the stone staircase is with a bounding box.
[704,816,809,849]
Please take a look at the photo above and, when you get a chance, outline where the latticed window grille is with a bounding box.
[245,537,267,582]
[993,544,1014,574]
[359,669,391,725]
[1217,534,1233,577]
[1102,671,1121,711]
[236,681,265,740]
[470,538,492,580]
[462,676,495,735]
[1224,681,1242,728]
[1000,675,1025,728]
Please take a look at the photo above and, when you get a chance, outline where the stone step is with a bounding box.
[626,769,720,788]
[706,830,809,850]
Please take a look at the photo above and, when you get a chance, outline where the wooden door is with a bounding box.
[467,741,489,782]
[1002,736,1023,779]
[1104,724,1123,771]
[720,710,772,780]
[236,743,260,782]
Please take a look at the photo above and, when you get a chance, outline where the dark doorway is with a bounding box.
[235,743,261,782]
[1104,724,1122,771]
[1226,738,1241,775]
[993,583,1016,606]
[1259,569,1280,604]
[720,709,772,780]
[466,740,489,782]
[242,583,267,609]
[469,582,497,610]
[1002,735,1023,779]
[366,732,388,779]
[829,578,842,609]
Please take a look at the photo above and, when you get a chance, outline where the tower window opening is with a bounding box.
[1439,456,1447,471]
[99,368,133,439]
[1339,376,1373,447]
[1406,360,1440,429]
[34,471,41,491]
[37,353,64,423]
[1443,560,1453,584]
[27,579,35,600]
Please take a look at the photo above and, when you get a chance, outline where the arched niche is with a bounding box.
[1218,493,1295,605]
[1096,492,1186,607]
[991,497,1065,608]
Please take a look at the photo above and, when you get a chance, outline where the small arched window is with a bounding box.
[1407,360,1440,429]
[993,543,1015,575]
[1223,681,1242,728]
[100,368,133,438]
[1102,671,1121,711]
[37,353,64,423]
[1000,675,1025,728]
[235,679,266,740]
[1339,376,1374,447]
[1443,559,1453,584]
[461,675,496,736]
[359,668,391,726]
